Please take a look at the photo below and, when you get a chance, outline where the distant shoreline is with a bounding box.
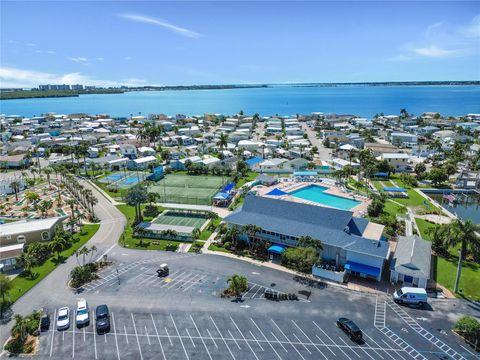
[1,81,478,101]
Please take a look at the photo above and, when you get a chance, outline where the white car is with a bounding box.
[56,307,70,330]
[75,299,89,327]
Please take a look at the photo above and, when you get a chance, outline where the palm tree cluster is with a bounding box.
[59,172,98,221]
[136,123,164,149]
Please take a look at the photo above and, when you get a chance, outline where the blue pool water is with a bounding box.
[290,185,361,210]
[105,173,125,182]
[118,176,141,186]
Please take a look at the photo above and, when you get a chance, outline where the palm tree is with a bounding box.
[242,224,263,252]
[297,235,323,254]
[10,180,21,201]
[226,274,248,299]
[43,167,53,187]
[192,227,201,240]
[20,253,35,278]
[49,233,70,263]
[66,217,77,232]
[76,246,90,266]
[217,132,228,153]
[443,219,480,293]
[11,314,29,343]
[0,273,12,317]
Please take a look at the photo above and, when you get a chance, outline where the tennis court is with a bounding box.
[152,210,208,229]
[148,174,226,205]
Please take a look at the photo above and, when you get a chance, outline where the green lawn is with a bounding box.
[8,224,100,303]
[116,204,182,251]
[235,172,258,188]
[199,218,221,240]
[415,218,480,300]
[188,240,205,253]
[208,243,231,253]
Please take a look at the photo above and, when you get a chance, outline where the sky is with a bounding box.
[1,1,479,87]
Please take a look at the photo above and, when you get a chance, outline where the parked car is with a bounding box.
[336,317,363,343]
[76,299,90,327]
[40,308,50,331]
[156,263,169,277]
[95,304,110,334]
[393,287,428,307]
[56,307,70,331]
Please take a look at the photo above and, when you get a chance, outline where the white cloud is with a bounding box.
[412,46,461,58]
[119,13,202,39]
[68,57,89,64]
[459,14,480,38]
[0,66,147,88]
[47,50,56,54]
[96,57,104,61]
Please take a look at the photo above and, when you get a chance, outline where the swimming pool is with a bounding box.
[117,176,141,187]
[289,185,361,210]
[102,173,126,182]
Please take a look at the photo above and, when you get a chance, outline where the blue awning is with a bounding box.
[373,172,389,177]
[213,192,230,200]
[266,188,288,196]
[268,244,286,254]
[222,183,235,193]
[345,261,380,278]
[294,171,318,176]
[383,187,406,192]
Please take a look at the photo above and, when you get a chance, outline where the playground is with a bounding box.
[148,174,226,205]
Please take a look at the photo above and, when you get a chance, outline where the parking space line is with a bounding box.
[63,329,65,341]
[83,327,86,342]
[228,329,241,349]
[124,325,129,344]
[338,336,361,358]
[92,311,97,359]
[210,316,236,360]
[459,344,476,357]
[230,316,259,360]
[270,331,287,352]
[190,315,212,360]
[111,312,121,360]
[316,334,341,358]
[206,328,218,349]
[251,318,282,360]
[313,322,347,358]
[185,328,195,347]
[170,314,190,360]
[363,333,389,360]
[292,320,326,360]
[252,285,263,299]
[72,309,75,358]
[145,326,151,345]
[292,332,311,354]
[130,313,144,360]
[356,342,376,360]
[182,274,207,292]
[162,271,189,288]
[250,331,264,351]
[150,314,166,360]
[271,318,304,360]
[165,327,173,346]
[380,340,407,360]
[49,308,56,357]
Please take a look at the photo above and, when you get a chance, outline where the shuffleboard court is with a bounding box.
[152,210,208,229]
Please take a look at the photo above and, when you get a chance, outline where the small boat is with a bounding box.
[442,194,457,203]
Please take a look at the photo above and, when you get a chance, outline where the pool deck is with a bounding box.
[255,180,370,217]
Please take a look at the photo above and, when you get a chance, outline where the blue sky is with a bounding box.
[1,1,479,87]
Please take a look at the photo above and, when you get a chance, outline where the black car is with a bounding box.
[40,308,50,331]
[95,305,110,334]
[336,317,363,343]
[156,263,169,277]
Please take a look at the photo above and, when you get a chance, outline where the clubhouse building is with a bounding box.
[224,195,390,282]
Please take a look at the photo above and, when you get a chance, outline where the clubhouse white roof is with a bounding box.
[133,155,157,164]
[0,217,65,237]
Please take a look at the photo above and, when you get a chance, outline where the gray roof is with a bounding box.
[391,236,431,279]
[224,195,389,259]
[256,174,276,183]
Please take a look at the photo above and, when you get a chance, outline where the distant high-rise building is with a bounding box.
[38,84,72,91]
[70,84,84,90]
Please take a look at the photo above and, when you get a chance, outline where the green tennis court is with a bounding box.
[152,210,208,228]
[148,174,226,205]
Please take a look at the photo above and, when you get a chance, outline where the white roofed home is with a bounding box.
[130,155,158,170]
[380,153,411,172]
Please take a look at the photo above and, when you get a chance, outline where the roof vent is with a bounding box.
[344,226,350,234]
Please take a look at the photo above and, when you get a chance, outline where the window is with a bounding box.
[17,235,26,243]
[41,231,50,241]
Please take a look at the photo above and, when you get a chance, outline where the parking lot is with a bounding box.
[37,309,421,360]
[30,250,479,360]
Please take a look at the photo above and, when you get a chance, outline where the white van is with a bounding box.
[393,287,428,306]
